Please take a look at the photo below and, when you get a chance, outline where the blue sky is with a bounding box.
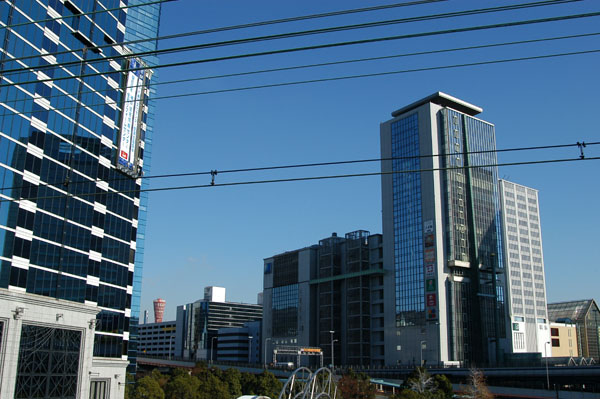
[138,0,599,321]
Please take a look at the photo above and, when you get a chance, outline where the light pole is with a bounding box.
[420,341,427,367]
[329,331,335,370]
[544,341,551,390]
[210,336,218,364]
[248,335,253,364]
[264,337,272,368]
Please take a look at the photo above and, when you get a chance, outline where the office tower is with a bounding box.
[123,0,162,374]
[380,92,509,367]
[548,299,600,361]
[175,287,263,361]
[0,1,160,398]
[262,231,387,367]
[499,180,550,355]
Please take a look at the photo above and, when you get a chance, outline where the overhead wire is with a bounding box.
[1,31,597,108]
[1,45,597,120]
[0,140,597,193]
[0,0,174,31]
[0,155,597,204]
[0,0,449,66]
[1,10,598,92]
[0,141,597,194]
[0,0,588,81]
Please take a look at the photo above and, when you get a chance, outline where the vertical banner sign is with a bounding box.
[117,58,146,176]
[424,220,438,321]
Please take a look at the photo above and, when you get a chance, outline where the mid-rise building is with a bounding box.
[0,1,161,397]
[263,231,387,367]
[138,320,177,358]
[175,286,263,361]
[548,299,600,361]
[499,180,550,355]
[380,92,510,367]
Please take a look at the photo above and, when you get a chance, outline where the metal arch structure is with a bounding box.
[278,367,337,399]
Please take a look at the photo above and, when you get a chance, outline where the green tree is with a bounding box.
[223,368,243,398]
[433,374,453,399]
[240,372,258,395]
[197,373,229,399]
[164,372,200,399]
[150,369,170,390]
[337,370,375,399]
[131,376,165,399]
[394,389,427,399]
[256,371,283,399]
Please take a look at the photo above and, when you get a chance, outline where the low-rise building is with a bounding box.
[548,299,600,361]
[217,321,262,363]
[549,321,579,358]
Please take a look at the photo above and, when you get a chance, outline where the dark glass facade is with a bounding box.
[123,0,162,373]
[390,113,424,327]
[0,0,159,365]
[272,284,299,337]
[441,108,506,364]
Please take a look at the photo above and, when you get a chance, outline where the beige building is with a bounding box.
[550,322,578,357]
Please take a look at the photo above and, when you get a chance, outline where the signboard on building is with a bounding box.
[424,220,434,233]
[426,279,436,292]
[426,294,437,307]
[117,58,148,177]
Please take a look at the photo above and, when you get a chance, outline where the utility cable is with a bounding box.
[0,0,174,31]
[0,140,597,195]
[1,156,597,204]
[0,0,585,78]
[1,31,596,108]
[1,46,596,120]
[0,0,448,66]
[1,10,598,91]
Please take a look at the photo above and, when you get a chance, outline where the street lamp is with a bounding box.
[544,341,551,390]
[420,341,427,367]
[329,331,335,370]
[210,336,218,364]
[248,335,253,364]
[264,337,272,368]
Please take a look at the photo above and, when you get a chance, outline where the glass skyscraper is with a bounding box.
[0,1,160,398]
[381,92,510,367]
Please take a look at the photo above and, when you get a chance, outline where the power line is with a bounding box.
[1,156,597,204]
[1,10,598,91]
[2,31,596,108]
[0,0,173,31]
[127,48,600,100]
[0,0,448,66]
[0,140,597,195]
[0,46,598,120]
[0,1,591,85]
